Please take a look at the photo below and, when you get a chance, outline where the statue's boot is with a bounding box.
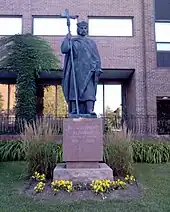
[86,100,96,115]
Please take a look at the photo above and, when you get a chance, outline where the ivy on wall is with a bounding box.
[0,34,59,123]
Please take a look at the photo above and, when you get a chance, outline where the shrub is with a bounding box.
[0,140,63,164]
[103,126,134,177]
[132,140,170,163]
[0,34,59,124]
[0,140,26,161]
[20,118,62,179]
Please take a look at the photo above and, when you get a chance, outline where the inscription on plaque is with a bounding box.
[63,118,103,162]
[67,125,99,144]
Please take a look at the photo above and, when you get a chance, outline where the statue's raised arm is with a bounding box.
[61,34,72,54]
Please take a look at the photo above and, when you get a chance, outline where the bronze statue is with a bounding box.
[61,10,102,117]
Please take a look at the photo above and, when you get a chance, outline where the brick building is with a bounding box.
[0,0,170,134]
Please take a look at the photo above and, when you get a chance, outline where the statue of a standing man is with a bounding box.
[61,21,103,116]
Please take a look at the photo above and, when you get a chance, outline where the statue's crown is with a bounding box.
[77,21,88,27]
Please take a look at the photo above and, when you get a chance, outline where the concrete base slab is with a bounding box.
[53,163,113,183]
[66,162,99,169]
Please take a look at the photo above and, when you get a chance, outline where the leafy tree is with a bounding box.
[104,106,122,132]
[0,34,59,123]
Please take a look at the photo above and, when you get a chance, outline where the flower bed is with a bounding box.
[30,171,136,199]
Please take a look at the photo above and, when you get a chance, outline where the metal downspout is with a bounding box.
[142,0,148,134]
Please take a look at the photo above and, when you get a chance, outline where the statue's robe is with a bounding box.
[61,36,102,104]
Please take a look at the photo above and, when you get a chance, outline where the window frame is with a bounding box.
[87,16,134,37]
[156,42,170,52]
[0,15,22,36]
[155,20,170,52]
[32,15,78,36]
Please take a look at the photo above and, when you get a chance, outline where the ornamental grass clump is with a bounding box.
[21,118,60,179]
[104,125,134,177]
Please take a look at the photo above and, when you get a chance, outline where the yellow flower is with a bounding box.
[51,182,55,186]
[93,185,97,190]
[130,176,135,181]
[100,187,104,192]
[34,182,45,193]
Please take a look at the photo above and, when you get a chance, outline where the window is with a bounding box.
[43,85,68,117]
[104,85,122,114]
[0,84,16,114]
[157,96,170,135]
[94,85,104,117]
[94,84,122,118]
[88,18,133,36]
[155,22,170,51]
[155,0,170,20]
[33,17,77,36]
[0,17,22,35]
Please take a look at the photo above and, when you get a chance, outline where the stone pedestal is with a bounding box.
[53,118,113,183]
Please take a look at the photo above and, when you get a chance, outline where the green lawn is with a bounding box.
[0,162,170,212]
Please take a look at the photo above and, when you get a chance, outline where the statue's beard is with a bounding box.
[77,30,87,36]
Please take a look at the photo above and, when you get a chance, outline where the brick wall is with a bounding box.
[0,0,161,121]
[143,0,170,117]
